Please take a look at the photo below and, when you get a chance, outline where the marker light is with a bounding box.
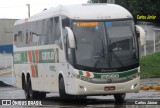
[131,84,138,89]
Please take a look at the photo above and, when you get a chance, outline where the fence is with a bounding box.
[139,23,160,56]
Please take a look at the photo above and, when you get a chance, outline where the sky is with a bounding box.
[0,0,88,19]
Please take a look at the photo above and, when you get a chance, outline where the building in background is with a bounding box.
[0,19,18,53]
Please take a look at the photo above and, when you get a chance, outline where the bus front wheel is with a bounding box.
[59,77,68,99]
[114,93,126,102]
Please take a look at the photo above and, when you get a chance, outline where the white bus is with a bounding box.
[13,4,145,101]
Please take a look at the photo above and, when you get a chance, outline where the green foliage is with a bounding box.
[88,0,160,25]
[140,52,160,78]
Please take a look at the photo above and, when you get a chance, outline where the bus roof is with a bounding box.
[15,3,133,25]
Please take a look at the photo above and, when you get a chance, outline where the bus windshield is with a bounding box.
[72,20,138,72]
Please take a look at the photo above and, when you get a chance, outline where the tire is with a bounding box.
[28,77,39,99]
[114,93,126,102]
[38,92,46,99]
[24,81,30,99]
[22,76,25,90]
[59,77,68,99]
[75,95,86,100]
[59,77,86,99]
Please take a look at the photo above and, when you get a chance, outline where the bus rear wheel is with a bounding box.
[114,93,126,102]
[38,92,46,99]
[28,77,39,99]
[24,81,30,99]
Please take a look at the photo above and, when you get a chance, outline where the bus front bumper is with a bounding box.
[72,77,140,95]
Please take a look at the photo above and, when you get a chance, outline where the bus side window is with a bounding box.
[14,34,19,47]
[18,31,23,42]
[14,34,18,42]
[14,25,22,47]
[29,21,42,46]
[26,30,29,44]
[44,18,51,45]
[43,17,61,48]
[54,17,61,44]
[14,26,18,43]
[44,18,54,45]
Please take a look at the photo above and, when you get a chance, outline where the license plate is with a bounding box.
[104,86,115,91]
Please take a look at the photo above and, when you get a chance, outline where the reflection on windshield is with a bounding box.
[107,21,138,68]
[73,22,109,68]
[72,20,138,71]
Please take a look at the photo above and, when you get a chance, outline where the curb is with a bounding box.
[0,70,12,76]
[140,85,160,91]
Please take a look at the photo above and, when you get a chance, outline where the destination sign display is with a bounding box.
[76,22,98,26]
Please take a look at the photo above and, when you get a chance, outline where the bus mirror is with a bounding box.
[135,25,146,46]
[65,27,76,48]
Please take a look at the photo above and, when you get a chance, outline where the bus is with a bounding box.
[13,3,145,101]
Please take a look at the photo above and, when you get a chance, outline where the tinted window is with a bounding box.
[14,16,61,47]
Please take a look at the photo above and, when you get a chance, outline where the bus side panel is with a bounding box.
[27,64,44,92]
[39,63,59,92]
[42,49,66,93]
[30,47,65,93]
[64,65,76,95]
[14,64,24,89]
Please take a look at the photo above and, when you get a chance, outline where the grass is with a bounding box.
[140,52,160,78]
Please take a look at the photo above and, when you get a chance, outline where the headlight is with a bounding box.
[72,73,90,81]
[72,73,80,79]
[127,73,140,80]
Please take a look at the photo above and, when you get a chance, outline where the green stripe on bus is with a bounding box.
[39,49,59,63]
[79,71,83,76]
[79,68,138,79]
[93,68,138,79]
[32,50,35,63]
[14,48,59,64]
[14,51,28,64]
[35,65,38,77]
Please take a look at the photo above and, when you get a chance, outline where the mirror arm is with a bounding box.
[135,25,146,46]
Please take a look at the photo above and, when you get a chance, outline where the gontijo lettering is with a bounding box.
[42,52,54,60]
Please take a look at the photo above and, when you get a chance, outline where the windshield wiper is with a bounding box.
[93,38,105,68]
[109,46,125,67]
